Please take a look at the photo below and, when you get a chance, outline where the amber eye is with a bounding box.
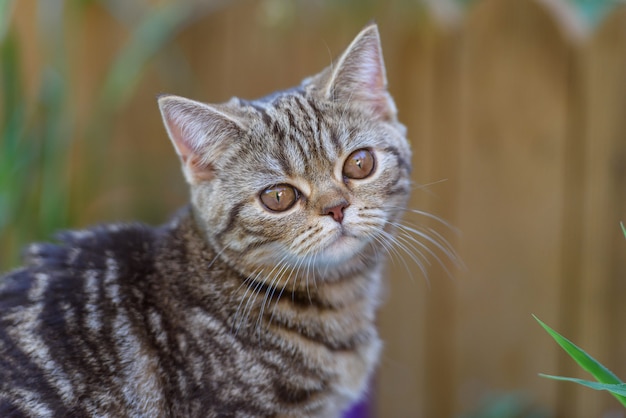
[260,184,299,212]
[343,149,375,180]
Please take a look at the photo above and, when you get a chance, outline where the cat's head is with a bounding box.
[158,23,411,281]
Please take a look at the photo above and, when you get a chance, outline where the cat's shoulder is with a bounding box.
[0,221,163,302]
[26,222,158,271]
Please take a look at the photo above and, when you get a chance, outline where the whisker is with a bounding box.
[370,232,414,281]
[206,244,229,269]
[378,229,429,284]
[311,250,319,291]
[401,220,463,268]
[266,254,308,330]
[387,225,459,282]
[235,252,290,336]
[232,268,263,335]
[387,205,461,235]
[290,253,307,303]
[410,178,449,192]
[268,260,297,328]
[391,221,463,272]
[256,259,291,335]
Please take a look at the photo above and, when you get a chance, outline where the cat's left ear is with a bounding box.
[158,95,245,184]
[323,23,396,121]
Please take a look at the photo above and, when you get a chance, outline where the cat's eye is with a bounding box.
[343,149,375,180]
[260,184,299,212]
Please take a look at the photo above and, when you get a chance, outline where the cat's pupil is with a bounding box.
[343,149,375,180]
[260,184,298,212]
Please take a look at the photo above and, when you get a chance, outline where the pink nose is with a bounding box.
[322,201,349,223]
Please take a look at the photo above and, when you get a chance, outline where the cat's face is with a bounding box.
[159,24,411,281]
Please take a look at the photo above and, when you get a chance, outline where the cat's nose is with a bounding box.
[322,200,349,223]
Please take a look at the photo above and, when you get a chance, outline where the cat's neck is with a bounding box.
[156,207,383,349]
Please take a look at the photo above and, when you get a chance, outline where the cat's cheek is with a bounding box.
[191,185,235,231]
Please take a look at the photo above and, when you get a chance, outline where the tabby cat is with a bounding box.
[0,23,412,417]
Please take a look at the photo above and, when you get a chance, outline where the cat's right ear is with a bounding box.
[158,95,245,184]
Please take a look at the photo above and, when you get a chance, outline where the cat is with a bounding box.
[0,23,413,417]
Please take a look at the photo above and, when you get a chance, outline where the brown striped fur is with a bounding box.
[0,24,417,417]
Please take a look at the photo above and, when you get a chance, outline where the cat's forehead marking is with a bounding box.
[235,93,348,180]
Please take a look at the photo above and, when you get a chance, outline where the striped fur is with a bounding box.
[0,23,413,417]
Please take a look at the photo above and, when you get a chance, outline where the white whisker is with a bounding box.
[256,258,291,336]
[401,220,463,268]
[411,178,449,191]
[370,232,414,280]
[267,261,296,328]
[387,205,461,235]
[232,268,263,336]
[206,244,230,270]
[379,229,428,284]
[391,221,463,273]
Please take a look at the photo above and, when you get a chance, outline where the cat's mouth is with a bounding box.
[319,230,367,264]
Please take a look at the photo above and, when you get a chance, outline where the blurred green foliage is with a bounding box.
[455,0,623,26]
[569,0,625,26]
[460,392,551,418]
[0,0,217,271]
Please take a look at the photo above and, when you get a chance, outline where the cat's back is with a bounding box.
[0,222,166,417]
[0,221,158,312]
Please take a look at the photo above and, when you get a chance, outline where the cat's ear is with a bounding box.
[158,95,245,184]
[323,23,396,120]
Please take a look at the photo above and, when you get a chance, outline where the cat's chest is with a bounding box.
[172,306,380,417]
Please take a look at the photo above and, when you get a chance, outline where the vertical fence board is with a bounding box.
[377,19,435,418]
[422,17,464,418]
[556,18,588,418]
[604,3,626,399]
[581,5,626,416]
[456,0,570,413]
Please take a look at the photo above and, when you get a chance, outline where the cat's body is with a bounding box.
[0,209,382,417]
[0,24,412,417]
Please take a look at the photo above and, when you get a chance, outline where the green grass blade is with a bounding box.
[37,68,70,236]
[0,0,15,42]
[621,221,625,238]
[534,315,626,407]
[0,29,28,269]
[99,3,191,110]
[540,375,626,397]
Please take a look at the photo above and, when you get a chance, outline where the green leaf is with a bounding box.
[0,0,15,42]
[621,221,625,239]
[99,3,192,110]
[0,31,26,234]
[568,0,624,28]
[540,375,626,397]
[534,315,626,407]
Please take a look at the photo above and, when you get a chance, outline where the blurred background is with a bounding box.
[1,0,625,416]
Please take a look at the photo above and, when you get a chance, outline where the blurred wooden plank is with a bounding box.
[579,5,626,416]
[376,19,437,418]
[421,15,464,418]
[457,0,571,414]
[556,38,588,418]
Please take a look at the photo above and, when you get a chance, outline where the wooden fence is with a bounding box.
[4,0,626,416]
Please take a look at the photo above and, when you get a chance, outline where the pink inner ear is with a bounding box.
[359,51,391,118]
[159,95,246,184]
[164,113,194,164]
[325,26,394,121]
[162,109,214,181]
[361,46,386,92]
